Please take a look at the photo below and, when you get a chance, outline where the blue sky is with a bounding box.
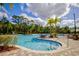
[4,3,22,16]
[1,3,79,20]
[3,3,38,18]
[0,3,79,27]
[61,5,79,20]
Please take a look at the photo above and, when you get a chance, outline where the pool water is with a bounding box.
[16,34,62,51]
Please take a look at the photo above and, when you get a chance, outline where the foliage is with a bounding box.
[60,26,70,33]
[0,35,17,46]
[47,17,61,37]
[0,15,72,35]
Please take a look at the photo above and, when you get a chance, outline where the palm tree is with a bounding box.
[73,13,76,35]
[1,16,8,23]
[61,26,70,34]
[47,17,61,37]
[12,15,20,24]
[73,12,78,40]
[12,15,30,34]
[29,20,35,34]
[72,5,79,40]
[47,18,53,35]
[1,16,8,34]
[12,15,20,33]
[7,22,13,34]
[0,21,3,34]
[19,16,31,34]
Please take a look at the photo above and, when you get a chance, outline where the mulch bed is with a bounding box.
[0,46,18,53]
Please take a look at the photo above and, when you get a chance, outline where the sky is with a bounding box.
[0,3,79,27]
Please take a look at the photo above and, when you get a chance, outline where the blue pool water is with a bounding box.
[16,34,62,51]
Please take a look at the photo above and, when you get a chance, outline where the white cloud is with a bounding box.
[0,12,8,18]
[27,3,70,20]
[59,4,70,18]
[60,20,73,26]
[20,4,24,11]
[20,13,46,26]
[20,13,30,19]
[60,19,79,28]
[70,3,79,7]
[32,17,47,26]
[21,3,74,26]
[2,7,7,13]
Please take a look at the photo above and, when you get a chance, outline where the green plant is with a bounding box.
[47,17,61,37]
[0,35,17,47]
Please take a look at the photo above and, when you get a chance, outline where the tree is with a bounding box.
[61,26,70,34]
[19,16,30,34]
[12,15,21,24]
[12,15,21,33]
[6,22,13,34]
[0,16,8,34]
[0,21,3,34]
[47,18,54,35]
[0,16,13,34]
[47,17,61,37]
[29,20,35,34]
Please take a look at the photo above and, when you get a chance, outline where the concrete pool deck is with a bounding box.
[0,36,79,56]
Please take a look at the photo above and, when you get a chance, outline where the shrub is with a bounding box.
[0,35,17,47]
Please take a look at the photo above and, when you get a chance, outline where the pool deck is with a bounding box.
[0,36,79,56]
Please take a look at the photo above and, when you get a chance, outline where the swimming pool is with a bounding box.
[16,34,62,51]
